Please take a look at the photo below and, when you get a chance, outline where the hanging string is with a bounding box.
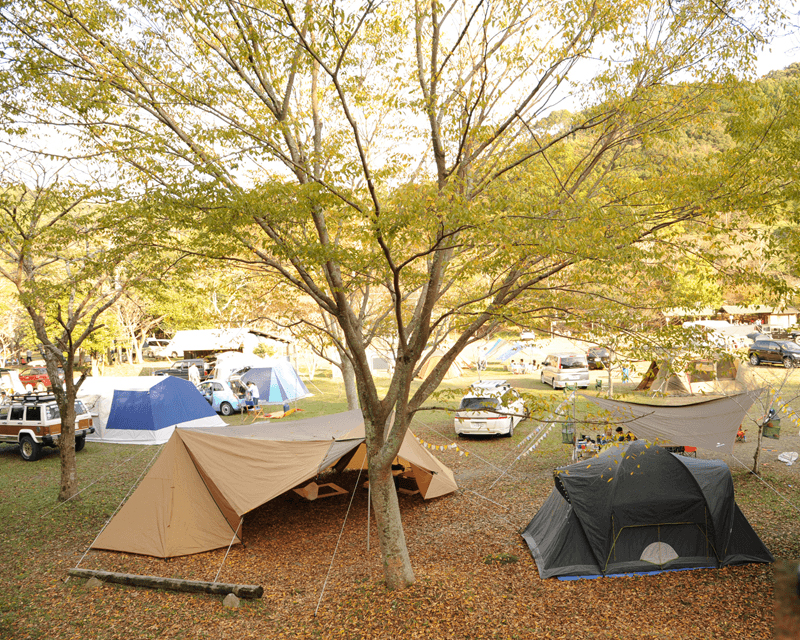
[314,463,365,617]
[495,396,572,465]
[39,444,154,520]
[487,407,568,491]
[412,416,511,476]
[730,454,800,516]
[71,442,164,572]
[213,518,244,584]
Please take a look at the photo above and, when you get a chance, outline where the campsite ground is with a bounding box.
[1,364,799,639]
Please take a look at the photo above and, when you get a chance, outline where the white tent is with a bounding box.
[0,369,26,395]
[78,376,225,444]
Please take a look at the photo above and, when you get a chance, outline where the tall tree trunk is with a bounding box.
[368,457,415,590]
[57,398,78,501]
[339,348,360,411]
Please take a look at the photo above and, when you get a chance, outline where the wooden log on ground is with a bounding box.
[67,568,263,599]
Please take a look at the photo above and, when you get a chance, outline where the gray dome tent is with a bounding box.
[522,441,773,579]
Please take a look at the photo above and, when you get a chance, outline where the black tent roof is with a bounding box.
[522,441,773,578]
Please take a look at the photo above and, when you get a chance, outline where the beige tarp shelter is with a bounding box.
[92,410,457,558]
[416,348,465,379]
[637,357,753,396]
[583,391,762,454]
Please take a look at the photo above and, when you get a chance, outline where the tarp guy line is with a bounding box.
[488,397,572,491]
[213,518,244,585]
[314,463,365,617]
[75,443,165,571]
[39,444,154,521]
[730,454,800,517]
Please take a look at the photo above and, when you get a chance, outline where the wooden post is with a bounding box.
[67,568,263,599]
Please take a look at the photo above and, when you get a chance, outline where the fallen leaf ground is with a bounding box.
[1,370,799,639]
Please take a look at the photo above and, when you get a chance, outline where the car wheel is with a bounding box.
[505,420,514,438]
[75,435,86,452]
[749,353,760,366]
[19,434,41,462]
[783,356,794,369]
[170,351,179,358]
[540,372,545,385]
[36,382,46,391]
[220,402,234,416]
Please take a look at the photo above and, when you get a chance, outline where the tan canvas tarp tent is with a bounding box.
[92,410,457,558]
[636,357,753,396]
[416,348,465,379]
[583,391,761,454]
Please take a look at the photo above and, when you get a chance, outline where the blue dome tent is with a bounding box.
[238,360,311,404]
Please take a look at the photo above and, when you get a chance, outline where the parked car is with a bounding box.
[586,347,611,370]
[17,366,64,390]
[747,339,800,368]
[540,353,590,389]
[142,338,171,359]
[454,380,525,437]
[153,359,212,381]
[756,324,790,340]
[198,379,245,416]
[0,392,94,461]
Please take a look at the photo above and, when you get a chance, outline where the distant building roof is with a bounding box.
[720,305,799,315]
[663,307,717,318]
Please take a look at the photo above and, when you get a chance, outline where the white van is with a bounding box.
[540,353,590,389]
[454,380,525,437]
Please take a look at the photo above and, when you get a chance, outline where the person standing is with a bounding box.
[188,363,201,387]
[247,382,260,409]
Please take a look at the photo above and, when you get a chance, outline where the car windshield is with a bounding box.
[560,357,587,369]
[74,400,87,414]
[47,405,60,420]
[459,397,499,411]
[589,349,609,357]
[782,342,800,352]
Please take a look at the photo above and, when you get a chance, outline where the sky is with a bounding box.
[755,9,800,77]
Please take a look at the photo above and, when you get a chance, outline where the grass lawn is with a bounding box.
[1,364,798,639]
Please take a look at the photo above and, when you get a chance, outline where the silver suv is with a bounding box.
[540,353,590,389]
[0,393,94,461]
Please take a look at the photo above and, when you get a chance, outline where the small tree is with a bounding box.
[0,160,170,500]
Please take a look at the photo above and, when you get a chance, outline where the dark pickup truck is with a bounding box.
[153,359,212,381]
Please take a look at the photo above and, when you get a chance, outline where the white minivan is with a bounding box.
[454,380,525,437]
[540,353,590,389]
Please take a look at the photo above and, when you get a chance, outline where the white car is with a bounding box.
[454,380,525,437]
[540,353,590,389]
